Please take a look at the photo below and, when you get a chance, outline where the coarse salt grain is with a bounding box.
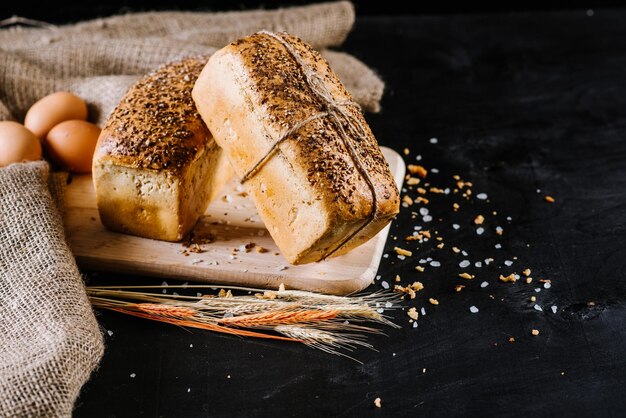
[381,281,390,289]
[107,330,113,336]
[431,168,440,173]
[495,243,502,249]
[187,388,191,393]
[534,288,541,293]
[190,344,193,348]
[470,306,479,313]
[423,215,433,222]
[413,322,418,328]
[376,275,381,281]
[419,207,429,216]
[551,306,558,314]
[452,223,460,230]
[421,307,426,316]
[475,261,482,268]
[130,373,136,378]
[480,281,489,288]
[544,282,552,289]
[476,227,485,235]
[476,193,488,200]
[430,261,441,267]
[459,260,470,268]
[504,260,513,266]
[534,304,543,312]
[462,250,469,256]
[397,255,406,260]
[430,137,438,144]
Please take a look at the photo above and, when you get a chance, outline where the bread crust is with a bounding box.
[93,55,232,241]
[193,32,399,263]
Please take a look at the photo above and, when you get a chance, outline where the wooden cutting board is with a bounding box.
[63,147,405,295]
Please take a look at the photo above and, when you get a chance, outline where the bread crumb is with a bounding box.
[474,215,485,225]
[417,187,427,194]
[407,177,420,185]
[452,246,461,254]
[530,296,536,302]
[415,266,425,272]
[403,147,410,155]
[525,277,533,284]
[545,195,555,203]
[455,285,465,292]
[531,329,540,336]
[416,196,429,204]
[453,203,460,212]
[411,281,424,291]
[508,337,515,342]
[458,272,474,280]
[522,268,531,277]
[429,298,439,305]
[408,307,419,320]
[429,187,444,194]
[255,245,268,253]
[499,274,517,283]
[408,164,428,178]
[402,195,413,206]
[394,247,412,257]
[374,397,382,408]
[436,242,444,249]
[395,274,401,282]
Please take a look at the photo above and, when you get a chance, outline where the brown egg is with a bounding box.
[0,121,42,167]
[24,92,88,139]
[45,120,101,173]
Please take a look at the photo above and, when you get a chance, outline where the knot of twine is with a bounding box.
[241,31,379,259]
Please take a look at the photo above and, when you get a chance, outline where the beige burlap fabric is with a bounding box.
[0,162,103,417]
[0,2,384,416]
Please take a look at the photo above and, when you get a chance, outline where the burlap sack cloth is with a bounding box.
[0,1,384,416]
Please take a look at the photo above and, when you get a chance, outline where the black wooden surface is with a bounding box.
[21,7,626,417]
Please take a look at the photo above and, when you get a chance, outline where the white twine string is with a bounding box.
[242,30,379,259]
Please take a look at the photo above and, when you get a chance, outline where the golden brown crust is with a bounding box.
[96,55,215,173]
[231,32,399,222]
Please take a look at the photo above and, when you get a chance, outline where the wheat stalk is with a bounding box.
[86,284,399,358]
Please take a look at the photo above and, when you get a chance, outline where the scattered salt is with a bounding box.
[476,227,485,235]
[397,255,406,260]
[187,388,191,393]
[480,281,489,288]
[452,224,460,230]
[416,154,422,161]
[381,281,390,289]
[431,168,440,174]
[376,275,381,281]
[423,215,433,222]
[130,373,136,378]
[385,302,393,308]
[470,306,479,313]
[544,282,552,289]
[412,322,418,328]
[161,281,168,287]
[419,207,429,216]
[420,307,426,316]
[383,254,389,258]
[495,243,502,249]
[429,137,438,144]
[551,306,558,314]
[475,261,482,268]
[190,344,193,348]
[534,288,542,293]
[462,250,469,256]
[506,216,512,221]
[430,261,441,267]
[496,226,504,234]
[377,308,385,313]
[107,330,113,336]
[476,193,488,200]
[504,260,513,266]
[534,304,543,312]
[459,260,471,268]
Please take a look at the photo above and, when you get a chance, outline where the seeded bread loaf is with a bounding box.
[93,56,232,241]
[192,32,399,264]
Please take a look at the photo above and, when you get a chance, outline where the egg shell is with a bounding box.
[45,120,101,173]
[24,92,88,139]
[0,121,42,167]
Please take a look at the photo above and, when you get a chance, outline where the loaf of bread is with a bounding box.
[93,56,232,241]
[192,31,400,264]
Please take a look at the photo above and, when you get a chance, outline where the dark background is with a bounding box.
[3,1,626,417]
[0,1,624,22]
